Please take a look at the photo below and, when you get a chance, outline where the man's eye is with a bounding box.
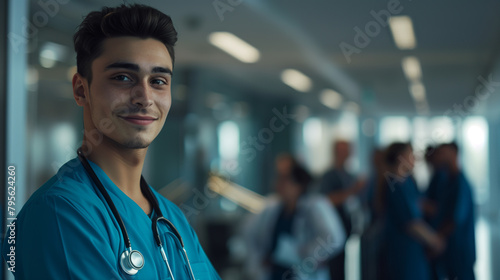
[151,79,167,85]
[112,75,131,81]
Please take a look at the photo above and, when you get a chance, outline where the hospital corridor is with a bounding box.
[1,0,500,279]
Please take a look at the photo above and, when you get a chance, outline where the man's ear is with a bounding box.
[72,73,89,106]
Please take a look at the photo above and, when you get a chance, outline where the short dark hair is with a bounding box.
[289,163,313,194]
[73,4,178,83]
[424,145,436,162]
[385,142,412,167]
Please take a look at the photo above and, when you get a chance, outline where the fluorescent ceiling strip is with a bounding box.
[281,69,312,92]
[208,32,260,63]
[389,16,417,50]
[409,81,426,102]
[401,56,422,82]
[319,89,343,109]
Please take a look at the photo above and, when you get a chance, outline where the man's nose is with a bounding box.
[131,81,153,108]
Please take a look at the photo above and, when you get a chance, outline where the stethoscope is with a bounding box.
[77,149,195,279]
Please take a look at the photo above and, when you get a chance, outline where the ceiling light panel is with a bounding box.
[389,16,417,50]
[281,69,312,92]
[208,32,260,63]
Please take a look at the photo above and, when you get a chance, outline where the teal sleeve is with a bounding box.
[452,176,471,226]
[3,194,124,280]
[187,222,222,280]
[389,179,422,228]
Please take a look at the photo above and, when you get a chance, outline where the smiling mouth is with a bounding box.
[120,115,158,126]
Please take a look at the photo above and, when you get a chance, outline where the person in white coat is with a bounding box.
[245,155,346,280]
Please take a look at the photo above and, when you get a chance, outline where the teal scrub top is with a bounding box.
[384,176,431,280]
[433,171,476,279]
[3,158,221,280]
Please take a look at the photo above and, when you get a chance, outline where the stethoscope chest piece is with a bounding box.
[120,248,145,275]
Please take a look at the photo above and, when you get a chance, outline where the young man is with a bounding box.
[428,143,476,280]
[3,4,220,279]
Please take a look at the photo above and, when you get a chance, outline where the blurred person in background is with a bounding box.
[275,153,296,179]
[360,148,387,280]
[381,142,444,280]
[365,148,386,222]
[319,140,365,280]
[421,145,451,278]
[426,143,476,280]
[422,145,447,222]
[245,155,345,280]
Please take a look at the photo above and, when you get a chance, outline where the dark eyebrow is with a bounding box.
[105,62,173,76]
[105,62,139,71]
[152,66,173,76]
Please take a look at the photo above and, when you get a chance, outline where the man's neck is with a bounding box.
[83,138,147,199]
[449,162,460,175]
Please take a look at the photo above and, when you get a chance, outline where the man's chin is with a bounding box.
[101,134,153,150]
[119,138,152,149]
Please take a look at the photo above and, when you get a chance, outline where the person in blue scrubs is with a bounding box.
[3,4,220,279]
[319,140,366,280]
[421,145,451,279]
[423,146,448,220]
[382,143,444,280]
[429,143,476,280]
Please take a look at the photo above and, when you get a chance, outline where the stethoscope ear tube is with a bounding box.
[142,178,185,248]
[153,217,185,248]
[77,148,132,249]
[77,149,195,279]
[78,149,143,275]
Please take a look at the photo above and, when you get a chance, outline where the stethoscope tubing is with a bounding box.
[76,149,194,279]
[77,149,133,248]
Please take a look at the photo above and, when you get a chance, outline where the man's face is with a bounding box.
[276,176,301,205]
[436,146,457,167]
[334,141,351,165]
[76,36,173,149]
[404,147,415,171]
[275,156,294,177]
